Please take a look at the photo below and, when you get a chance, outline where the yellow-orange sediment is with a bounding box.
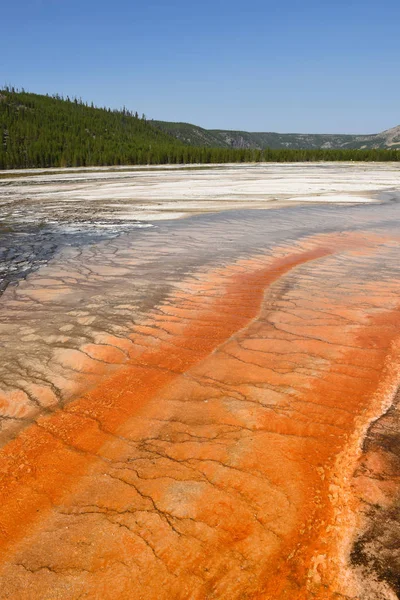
[1,232,400,598]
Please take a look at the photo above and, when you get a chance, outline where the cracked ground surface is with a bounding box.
[1,165,400,598]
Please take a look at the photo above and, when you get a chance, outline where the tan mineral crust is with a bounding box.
[0,164,400,599]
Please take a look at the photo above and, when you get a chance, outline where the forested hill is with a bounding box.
[0,89,185,169]
[152,121,400,150]
[1,89,399,169]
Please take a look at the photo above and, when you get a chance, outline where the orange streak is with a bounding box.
[0,246,332,558]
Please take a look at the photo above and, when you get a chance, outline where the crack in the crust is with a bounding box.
[103,472,203,549]
[15,563,92,575]
[133,442,292,505]
[52,345,129,366]
[15,558,137,576]
[61,504,210,550]
[226,344,382,377]
[106,459,286,532]
[265,317,391,351]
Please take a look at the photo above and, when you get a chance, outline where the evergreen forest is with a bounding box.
[1,88,399,170]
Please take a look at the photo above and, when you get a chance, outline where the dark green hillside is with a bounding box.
[0,89,184,169]
[0,89,399,169]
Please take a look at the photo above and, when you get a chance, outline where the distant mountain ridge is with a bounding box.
[152,120,400,150]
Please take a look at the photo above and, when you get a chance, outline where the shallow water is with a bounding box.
[1,162,399,294]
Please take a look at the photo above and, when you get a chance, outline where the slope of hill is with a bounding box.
[153,120,400,150]
[0,89,183,169]
[211,130,366,150]
[150,121,227,147]
[373,125,400,148]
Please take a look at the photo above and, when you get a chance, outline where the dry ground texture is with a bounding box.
[0,163,400,599]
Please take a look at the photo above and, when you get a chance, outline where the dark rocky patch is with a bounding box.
[351,395,400,597]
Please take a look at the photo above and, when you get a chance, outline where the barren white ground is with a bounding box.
[1,162,399,223]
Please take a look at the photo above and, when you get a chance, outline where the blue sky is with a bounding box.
[1,0,399,133]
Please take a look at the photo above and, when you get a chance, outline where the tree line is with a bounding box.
[1,88,399,169]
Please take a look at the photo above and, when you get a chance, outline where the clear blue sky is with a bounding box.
[1,0,399,133]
